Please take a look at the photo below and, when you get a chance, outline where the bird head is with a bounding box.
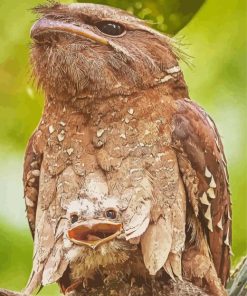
[65,196,123,250]
[30,2,180,101]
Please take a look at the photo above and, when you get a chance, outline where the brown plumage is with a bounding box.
[23,2,231,295]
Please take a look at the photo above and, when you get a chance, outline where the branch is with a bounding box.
[0,289,26,296]
[228,257,247,296]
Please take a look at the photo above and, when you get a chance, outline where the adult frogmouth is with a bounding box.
[23,2,231,296]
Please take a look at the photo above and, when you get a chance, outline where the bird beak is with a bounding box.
[30,18,109,45]
[68,220,122,249]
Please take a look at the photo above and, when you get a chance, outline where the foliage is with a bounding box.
[0,0,246,295]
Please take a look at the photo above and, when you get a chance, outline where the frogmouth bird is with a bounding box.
[23,2,231,295]
[61,195,140,294]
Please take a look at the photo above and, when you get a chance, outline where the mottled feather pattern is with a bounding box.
[172,98,231,286]
[141,217,172,275]
[22,3,230,296]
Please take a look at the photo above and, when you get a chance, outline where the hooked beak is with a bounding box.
[68,219,122,249]
[30,18,109,45]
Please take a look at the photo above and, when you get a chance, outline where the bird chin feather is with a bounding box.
[65,239,132,280]
[64,237,133,263]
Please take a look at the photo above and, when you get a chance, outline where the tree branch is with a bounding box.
[0,289,26,296]
[227,257,247,296]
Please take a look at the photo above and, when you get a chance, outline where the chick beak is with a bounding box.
[68,219,122,249]
[30,18,109,45]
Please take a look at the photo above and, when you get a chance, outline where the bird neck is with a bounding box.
[43,71,189,121]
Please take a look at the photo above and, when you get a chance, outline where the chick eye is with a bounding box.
[96,21,125,36]
[105,209,117,219]
[70,214,79,224]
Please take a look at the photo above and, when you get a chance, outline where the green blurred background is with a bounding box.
[0,0,246,295]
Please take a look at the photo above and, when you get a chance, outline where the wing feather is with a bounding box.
[171,98,231,285]
[23,131,43,238]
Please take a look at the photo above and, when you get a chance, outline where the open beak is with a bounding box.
[30,18,109,45]
[68,220,122,249]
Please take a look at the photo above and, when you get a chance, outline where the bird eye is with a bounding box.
[96,21,125,36]
[105,209,117,219]
[70,214,79,224]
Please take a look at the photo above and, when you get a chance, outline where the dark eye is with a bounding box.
[105,209,117,219]
[96,21,125,36]
[71,214,79,224]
